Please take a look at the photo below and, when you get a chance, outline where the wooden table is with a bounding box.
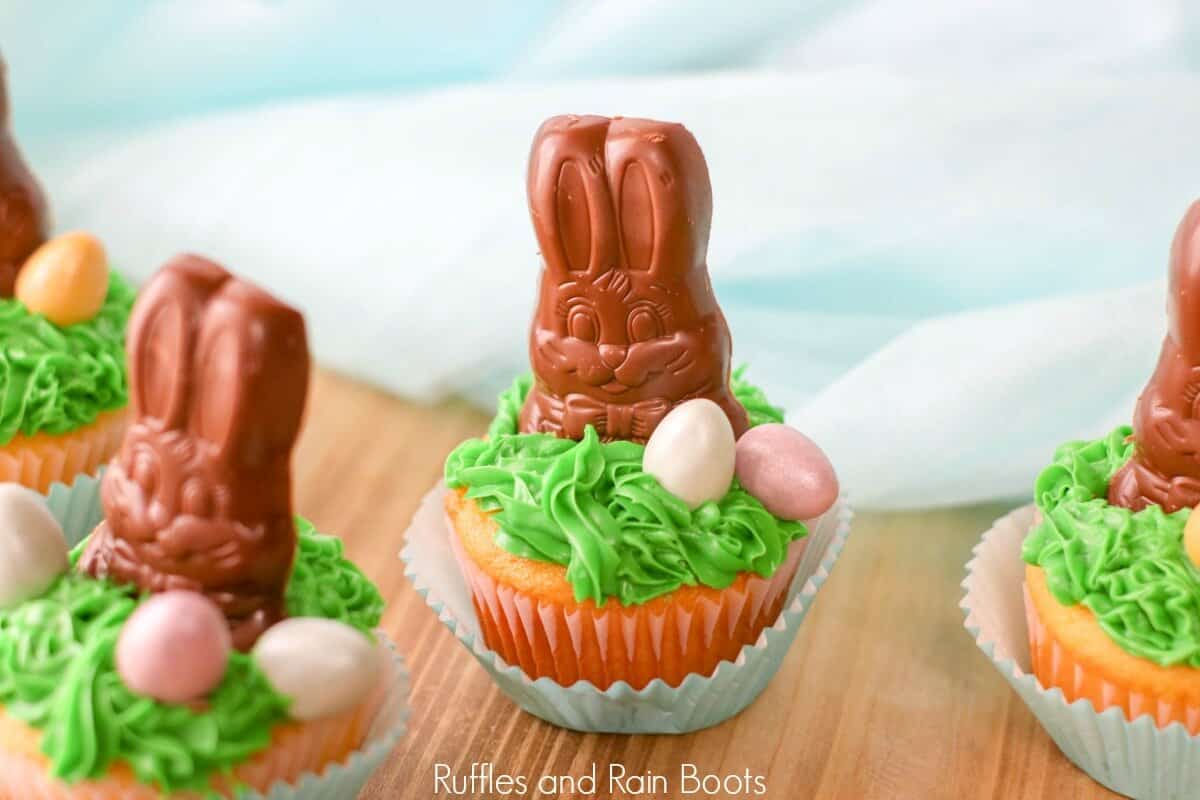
[297,370,1119,800]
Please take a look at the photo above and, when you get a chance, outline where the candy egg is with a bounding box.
[252,618,381,721]
[643,398,736,509]
[16,231,109,326]
[0,484,69,608]
[116,591,231,704]
[1185,507,1200,569]
[735,424,839,520]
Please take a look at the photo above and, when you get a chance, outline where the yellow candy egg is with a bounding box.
[1186,506,1200,570]
[16,231,109,326]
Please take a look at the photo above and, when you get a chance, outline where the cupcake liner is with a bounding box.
[44,470,106,548]
[0,638,409,800]
[962,505,1200,799]
[0,408,127,494]
[1024,585,1200,734]
[448,519,807,690]
[402,482,852,734]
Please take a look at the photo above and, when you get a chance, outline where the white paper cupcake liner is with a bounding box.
[402,482,852,734]
[962,504,1200,800]
[44,469,106,548]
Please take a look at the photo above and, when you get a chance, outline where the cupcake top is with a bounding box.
[1023,427,1200,667]
[446,114,838,607]
[1024,201,1200,667]
[447,369,805,605]
[0,256,384,794]
[0,258,133,444]
[0,64,134,445]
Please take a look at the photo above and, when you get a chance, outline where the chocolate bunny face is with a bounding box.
[79,255,310,650]
[1110,200,1200,512]
[518,115,748,443]
[0,58,49,296]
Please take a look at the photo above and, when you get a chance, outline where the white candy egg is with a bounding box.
[643,399,736,509]
[0,484,69,608]
[252,618,381,721]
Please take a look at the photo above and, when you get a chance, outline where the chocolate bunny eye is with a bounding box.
[567,305,600,343]
[627,307,662,343]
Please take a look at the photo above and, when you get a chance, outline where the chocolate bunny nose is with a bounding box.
[599,345,627,369]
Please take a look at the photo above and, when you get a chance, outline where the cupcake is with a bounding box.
[0,58,134,492]
[441,115,841,694]
[1022,199,1200,731]
[0,255,405,798]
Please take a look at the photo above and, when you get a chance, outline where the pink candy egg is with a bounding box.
[116,591,231,704]
[735,424,838,521]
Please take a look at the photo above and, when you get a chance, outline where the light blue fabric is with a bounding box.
[2,1,557,135]
[11,1,1195,137]
[2,2,1198,508]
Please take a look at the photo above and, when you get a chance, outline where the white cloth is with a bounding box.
[5,2,1198,508]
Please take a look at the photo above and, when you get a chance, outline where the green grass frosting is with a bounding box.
[0,521,383,794]
[0,272,135,445]
[445,369,808,606]
[1023,426,1200,667]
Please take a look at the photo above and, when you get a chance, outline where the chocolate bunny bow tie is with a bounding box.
[562,395,673,442]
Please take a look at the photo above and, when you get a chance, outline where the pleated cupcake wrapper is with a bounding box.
[447,521,807,691]
[1024,588,1200,734]
[0,409,127,494]
[402,481,852,734]
[962,505,1200,799]
[0,638,408,799]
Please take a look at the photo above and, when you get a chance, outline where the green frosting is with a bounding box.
[446,371,806,606]
[0,522,383,794]
[1023,426,1200,667]
[287,519,385,634]
[0,272,135,445]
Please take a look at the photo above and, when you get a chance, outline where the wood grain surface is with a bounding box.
[296,370,1120,800]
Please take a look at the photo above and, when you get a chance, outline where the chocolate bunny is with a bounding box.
[80,255,310,650]
[0,57,49,296]
[519,114,748,444]
[1109,200,1200,512]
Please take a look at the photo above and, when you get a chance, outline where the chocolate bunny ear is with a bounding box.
[0,57,9,123]
[190,278,309,466]
[0,56,50,297]
[127,255,230,429]
[527,115,620,277]
[1168,200,1200,356]
[605,118,712,278]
